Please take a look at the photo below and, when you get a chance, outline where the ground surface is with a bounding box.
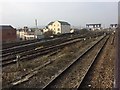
[2,34,115,89]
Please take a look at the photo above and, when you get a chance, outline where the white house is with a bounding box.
[43,20,71,34]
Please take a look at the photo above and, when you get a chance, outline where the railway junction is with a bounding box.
[2,30,115,89]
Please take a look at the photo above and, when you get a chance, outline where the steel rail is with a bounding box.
[77,35,109,89]
[42,35,107,90]
[2,35,106,89]
[2,38,83,67]
[1,35,84,58]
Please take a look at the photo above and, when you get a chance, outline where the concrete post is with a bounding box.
[16,54,21,69]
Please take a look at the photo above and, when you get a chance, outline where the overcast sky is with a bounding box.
[0,1,118,28]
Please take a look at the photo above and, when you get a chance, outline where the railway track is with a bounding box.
[2,33,102,67]
[1,32,103,57]
[1,34,86,58]
[77,35,109,89]
[2,34,108,89]
[79,34,114,88]
[111,34,115,45]
[1,37,71,57]
[1,34,74,50]
[42,35,109,89]
[2,39,43,50]
[2,38,83,67]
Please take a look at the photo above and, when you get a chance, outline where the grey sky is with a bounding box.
[1,2,118,28]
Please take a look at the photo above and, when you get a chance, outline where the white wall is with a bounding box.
[52,21,61,34]
[87,26,101,31]
[46,21,71,34]
[24,35,35,40]
[61,25,70,33]
[19,31,25,39]
[48,25,52,30]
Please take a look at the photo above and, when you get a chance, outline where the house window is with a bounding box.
[58,28,60,31]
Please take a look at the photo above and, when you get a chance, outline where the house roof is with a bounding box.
[48,22,54,25]
[86,24,101,26]
[110,24,118,26]
[0,25,15,30]
[48,21,70,26]
[58,21,70,25]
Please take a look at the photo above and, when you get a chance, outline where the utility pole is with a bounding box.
[35,19,38,39]
[35,19,38,29]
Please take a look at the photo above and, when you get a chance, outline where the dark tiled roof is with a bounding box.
[48,21,70,26]
[48,22,54,25]
[86,24,101,26]
[110,24,118,26]
[58,21,70,25]
[0,25,15,30]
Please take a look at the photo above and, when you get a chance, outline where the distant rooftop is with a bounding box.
[58,21,70,25]
[86,24,101,25]
[0,25,15,30]
[48,21,70,26]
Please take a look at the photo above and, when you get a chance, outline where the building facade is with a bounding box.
[86,24,102,31]
[17,27,43,40]
[17,27,35,40]
[43,20,71,34]
[110,24,118,29]
[34,29,44,39]
[0,25,17,42]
